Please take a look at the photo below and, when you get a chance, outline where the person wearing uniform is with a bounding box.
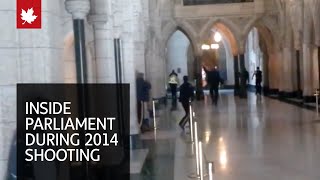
[178,76,195,130]
[168,70,179,109]
[252,67,262,95]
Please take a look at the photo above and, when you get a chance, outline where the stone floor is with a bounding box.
[132,91,320,180]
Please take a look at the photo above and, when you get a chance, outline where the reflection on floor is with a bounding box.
[130,105,177,180]
[132,91,320,180]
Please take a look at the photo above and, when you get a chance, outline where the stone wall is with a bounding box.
[0,0,78,178]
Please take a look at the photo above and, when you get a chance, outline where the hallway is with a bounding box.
[135,92,320,180]
[2,0,320,179]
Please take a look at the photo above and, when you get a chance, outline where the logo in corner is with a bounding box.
[17,0,41,29]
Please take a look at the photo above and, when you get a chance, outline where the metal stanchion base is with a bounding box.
[186,144,195,158]
[185,136,194,144]
[153,121,158,130]
[188,173,208,179]
[188,173,200,179]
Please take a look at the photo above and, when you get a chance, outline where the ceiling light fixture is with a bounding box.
[214,32,222,42]
[211,43,220,49]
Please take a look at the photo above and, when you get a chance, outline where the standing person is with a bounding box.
[178,76,195,130]
[252,67,262,95]
[205,66,224,105]
[136,72,152,132]
[168,70,179,110]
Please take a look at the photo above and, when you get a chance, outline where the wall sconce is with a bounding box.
[201,44,210,50]
[202,43,219,50]
[211,43,219,49]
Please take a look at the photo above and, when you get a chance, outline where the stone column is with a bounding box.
[277,49,285,93]
[280,5,296,97]
[120,0,142,135]
[282,47,294,95]
[146,37,166,100]
[318,47,320,89]
[302,2,314,102]
[296,50,303,98]
[134,15,146,75]
[0,0,64,178]
[233,55,240,96]
[145,0,166,101]
[268,51,280,93]
[311,46,319,91]
[302,44,313,101]
[133,2,146,75]
[89,1,116,83]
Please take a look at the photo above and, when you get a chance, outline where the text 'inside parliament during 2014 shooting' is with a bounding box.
[23,101,119,162]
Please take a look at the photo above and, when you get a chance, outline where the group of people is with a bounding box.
[136,66,263,133]
[168,67,224,130]
[168,70,195,130]
[135,70,196,132]
[241,67,263,95]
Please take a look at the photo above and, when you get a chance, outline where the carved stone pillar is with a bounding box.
[318,47,320,90]
[89,9,116,83]
[296,50,303,98]
[282,47,295,96]
[302,2,315,102]
[302,43,314,101]
[120,0,143,135]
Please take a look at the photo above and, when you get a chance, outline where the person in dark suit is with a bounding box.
[252,67,262,95]
[178,76,195,130]
[136,72,152,132]
[205,66,224,105]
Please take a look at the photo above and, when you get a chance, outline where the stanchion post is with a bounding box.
[194,121,200,176]
[317,93,319,116]
[315,89,320,117]
[153,100,157,130]
[189,99,194,143]
[315,89,319,117]
[208,162,214,180]
[199,141,204,180]
[187,121,200,179]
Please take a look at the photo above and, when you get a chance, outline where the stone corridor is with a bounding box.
[132,91,320,180]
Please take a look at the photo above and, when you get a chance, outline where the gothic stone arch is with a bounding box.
[199,17,241,55]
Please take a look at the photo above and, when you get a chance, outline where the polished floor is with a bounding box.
[133,91,320,180]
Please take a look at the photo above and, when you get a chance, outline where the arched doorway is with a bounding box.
[200,20,241,94]
[243,23,278,95]
[201,30,234,88]
[166,30,193,84]
[165,28,197,89]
